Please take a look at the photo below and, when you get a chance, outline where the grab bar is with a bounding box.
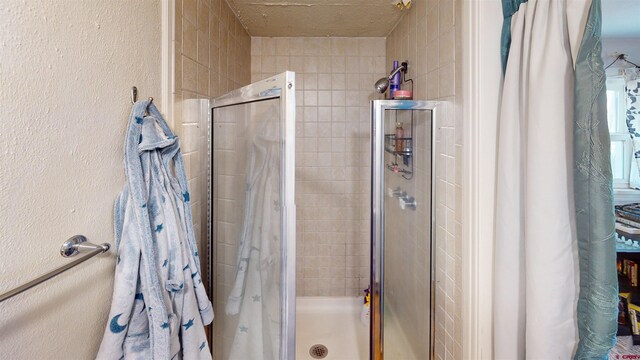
[0,235,110,303]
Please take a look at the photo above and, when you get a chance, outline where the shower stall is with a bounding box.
[210,72,296,360]
[208,71,440,359]
[370,100,439,360]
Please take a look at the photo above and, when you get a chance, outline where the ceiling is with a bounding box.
[225,0,640,38]
[602,0,640,38]
[225,0,406,37]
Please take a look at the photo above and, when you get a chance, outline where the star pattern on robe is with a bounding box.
[199,342,206,351]
[252,295,261,302]
[239,325,248,333]
[183,319,195,330]
[160,322,170,329]
[155,224,163,233]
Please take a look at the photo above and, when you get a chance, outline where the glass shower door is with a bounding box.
[210,72,296,360]
[370,100,439,360]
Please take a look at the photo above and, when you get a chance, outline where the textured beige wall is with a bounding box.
[386,0,463,359]
[251,37,386,296]
[0,1,161,358]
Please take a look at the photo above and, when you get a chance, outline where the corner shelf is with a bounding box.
[384,134,413,157]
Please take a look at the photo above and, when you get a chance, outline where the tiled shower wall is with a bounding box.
[174,2,463,357]
[251,37,386,296]
[172,0,251,244]
[386,1,463,359]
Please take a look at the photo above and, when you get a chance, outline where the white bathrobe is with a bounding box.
[225,118,282,360]
[97,100,213,360]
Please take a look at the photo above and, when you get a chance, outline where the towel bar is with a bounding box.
[0,235,110,303]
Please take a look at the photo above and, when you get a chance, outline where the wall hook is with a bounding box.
[131,87,153,116]
[131,86,138,104]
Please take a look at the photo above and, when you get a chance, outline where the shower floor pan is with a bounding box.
[296,297,368,360]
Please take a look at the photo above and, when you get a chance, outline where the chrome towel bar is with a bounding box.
[0,235,110,303]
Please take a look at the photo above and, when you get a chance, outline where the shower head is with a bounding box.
[375,77,390,93]
[374,61,408,93]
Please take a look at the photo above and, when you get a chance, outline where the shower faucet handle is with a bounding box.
[399,195,417,210]
[389,187,406,198]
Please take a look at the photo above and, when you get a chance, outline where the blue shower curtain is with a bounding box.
[497,0,618,358]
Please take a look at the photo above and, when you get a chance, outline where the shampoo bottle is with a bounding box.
[390,60,401,98]
[395,122,404,152]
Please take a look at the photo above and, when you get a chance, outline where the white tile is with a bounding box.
[318,90,332,106]
[304,90,318,106]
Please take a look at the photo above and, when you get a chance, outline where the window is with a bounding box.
[607,76,635,189]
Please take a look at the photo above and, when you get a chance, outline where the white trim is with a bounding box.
[607,76,633,187]
[614,188,640,205]
[462,0,502,358]
[161,0,175,122]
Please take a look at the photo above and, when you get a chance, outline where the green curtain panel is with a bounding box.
[573,0,618,358]
[500,0,528,73]
[498,0,618,358]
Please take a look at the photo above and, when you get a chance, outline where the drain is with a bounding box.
[309,344,328,359]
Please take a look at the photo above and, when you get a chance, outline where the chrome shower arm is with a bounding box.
[387,65,405,80]
[374,61,409,93]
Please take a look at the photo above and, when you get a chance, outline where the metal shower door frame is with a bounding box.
[211,71,297,360]
[370,99,440,360]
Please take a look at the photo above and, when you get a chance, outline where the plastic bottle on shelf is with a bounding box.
[390,60,401,99]
[395,122,404,152]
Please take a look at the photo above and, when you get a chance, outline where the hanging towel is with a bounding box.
[97,100,213,360]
